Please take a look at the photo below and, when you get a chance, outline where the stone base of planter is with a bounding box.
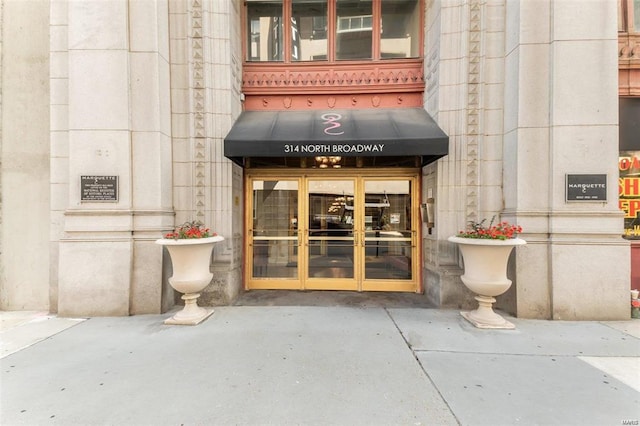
[461,310,515,330]
[164,306,213,325]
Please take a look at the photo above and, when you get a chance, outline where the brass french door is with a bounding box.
[246,171,419,292]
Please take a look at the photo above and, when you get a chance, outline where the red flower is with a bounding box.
[456,216,523,240]
[163,221,216,240]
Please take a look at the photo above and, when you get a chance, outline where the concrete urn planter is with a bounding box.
[448,236,526,329]
[156,235,225,325]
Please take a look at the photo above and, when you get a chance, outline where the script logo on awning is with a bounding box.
[321,113,344,136]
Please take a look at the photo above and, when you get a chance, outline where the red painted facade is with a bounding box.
[619,33,640,96]
[243,60,425,110]
[242,0,426,111]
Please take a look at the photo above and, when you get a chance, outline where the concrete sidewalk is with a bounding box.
[1,306,639,426]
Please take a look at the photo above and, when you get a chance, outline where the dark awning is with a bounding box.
[224,108,449,166]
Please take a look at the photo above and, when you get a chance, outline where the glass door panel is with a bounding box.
[307,180,356,286]
[363,180,413,281]
[246,174,419,292]
[251,180,299,281]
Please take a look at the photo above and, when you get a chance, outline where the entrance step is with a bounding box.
[235,290,435,308]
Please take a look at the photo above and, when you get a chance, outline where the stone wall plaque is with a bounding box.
[81,175,118,202]
[565,174,607,202]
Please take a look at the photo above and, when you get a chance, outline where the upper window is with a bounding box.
[246,0,421,62]
[293,0,329,60]
[619,0,640,32]
[248,1,284,61]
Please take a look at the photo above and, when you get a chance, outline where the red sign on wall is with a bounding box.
[620,152,640,238]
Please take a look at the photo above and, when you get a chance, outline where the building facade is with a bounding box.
[0,0,632,320]
[618,0,640,292]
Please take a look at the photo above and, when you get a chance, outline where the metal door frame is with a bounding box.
[245,169,421,292]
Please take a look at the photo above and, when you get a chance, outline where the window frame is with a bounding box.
[620,0,640,33]
[244,0,424,63]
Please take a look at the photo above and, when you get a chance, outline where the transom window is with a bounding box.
[246,0,421,62]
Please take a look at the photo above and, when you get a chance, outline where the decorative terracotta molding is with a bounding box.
[466,0,481,226]
[243,93,424,111]
[190,0,206,220]
[242,60,425,95]
[618,34,640,96]
[619,34,640,64]
[620,69,640,96]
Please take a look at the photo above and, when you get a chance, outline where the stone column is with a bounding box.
[0,0,50,310]
[503,0,629,320]
[58,0,173,316]
[129,0,174,314]
[424,0,507,309]
[168,0,243,306]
